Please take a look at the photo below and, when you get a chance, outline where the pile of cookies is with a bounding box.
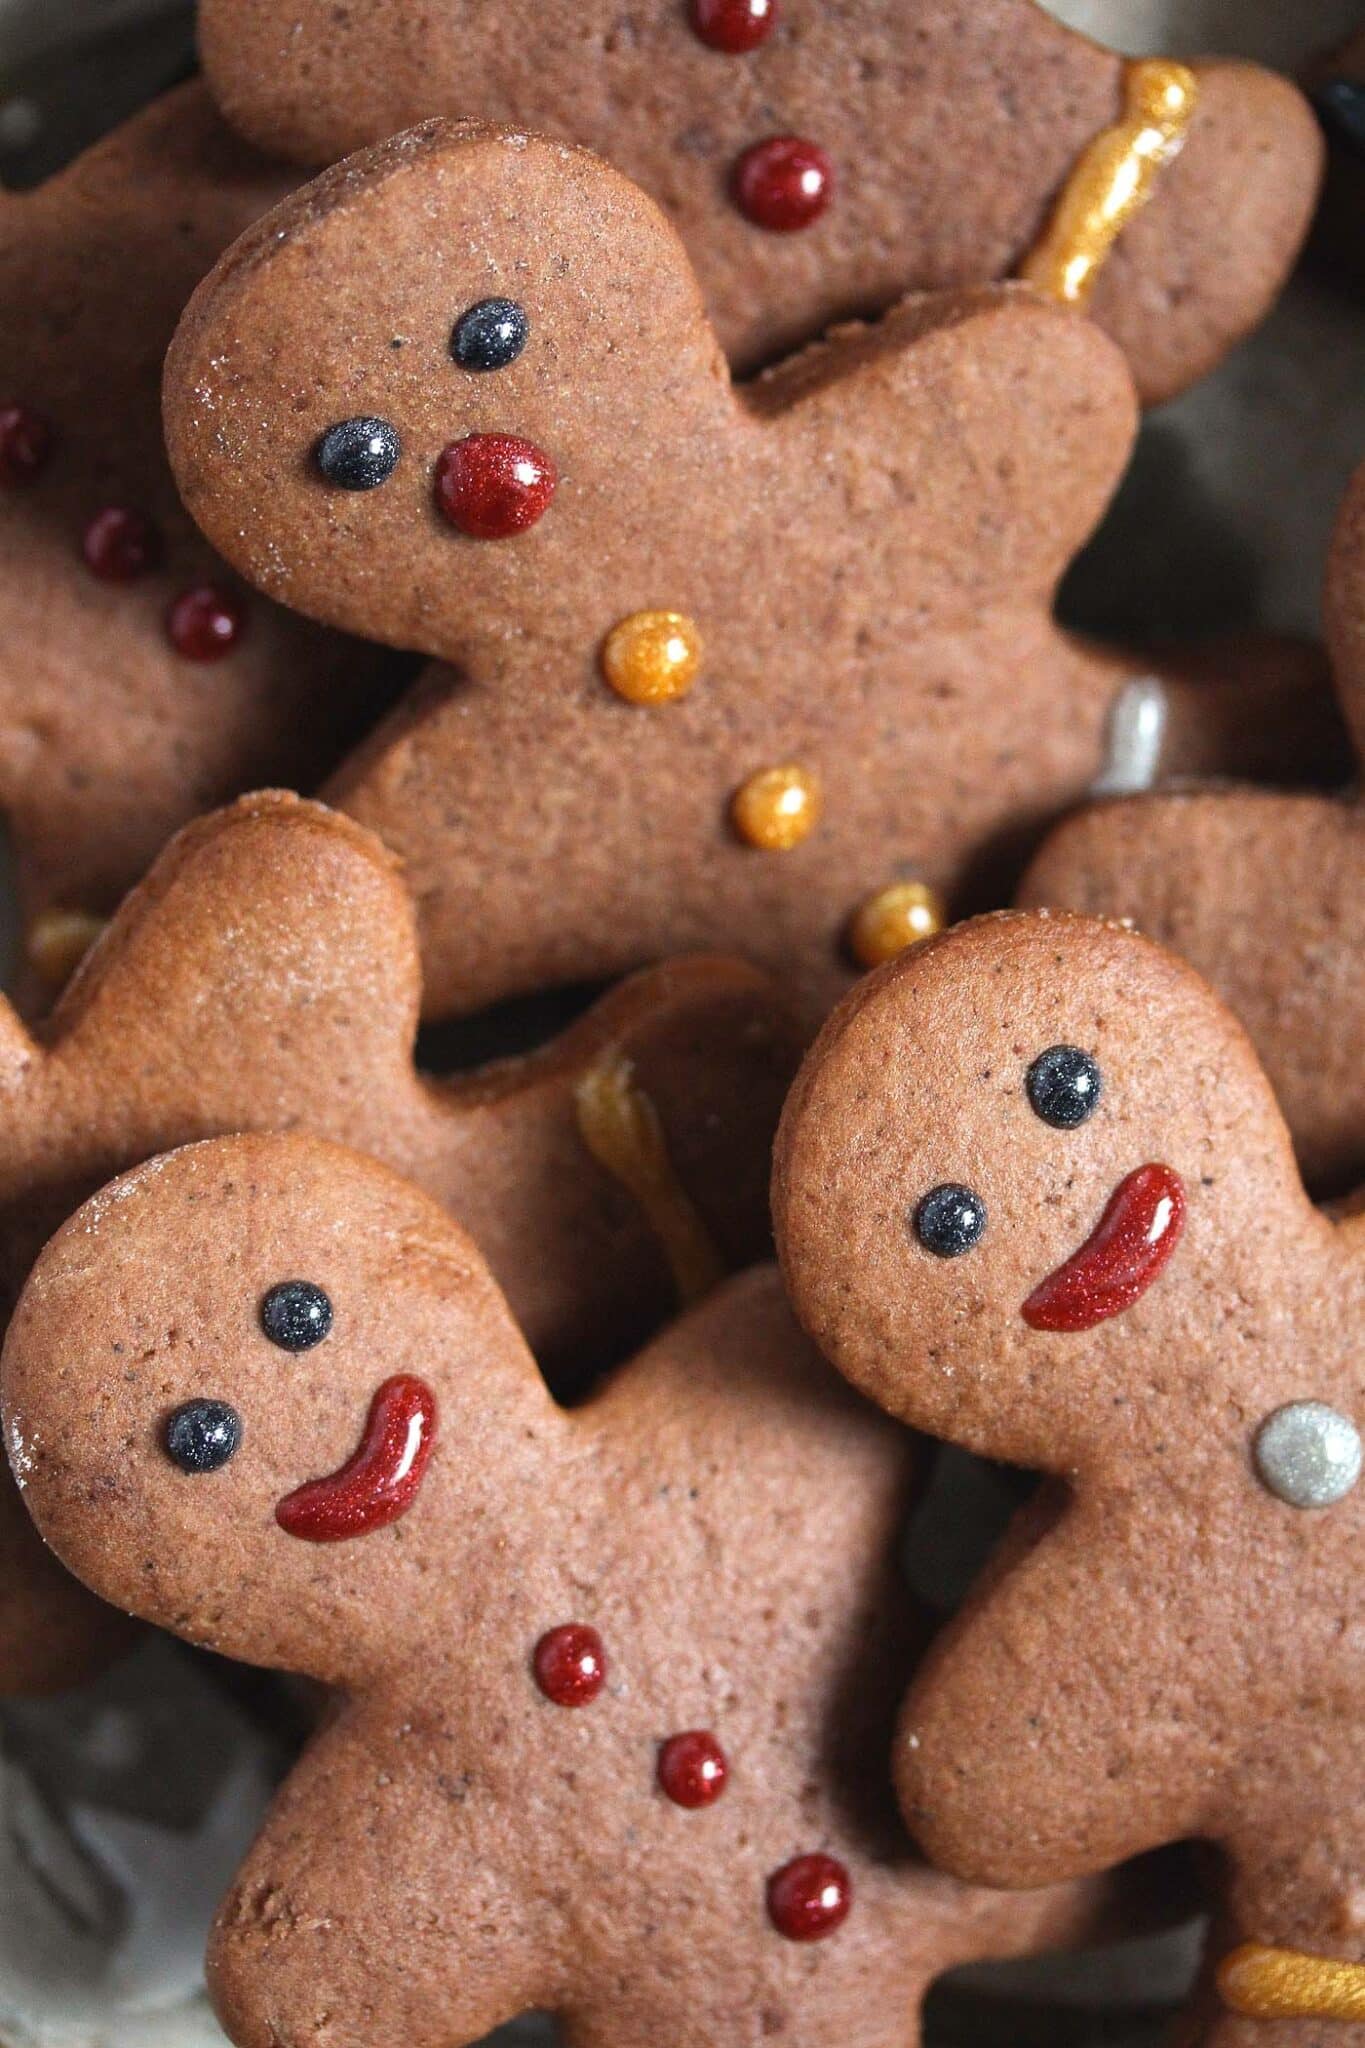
[0,3,1361,2043]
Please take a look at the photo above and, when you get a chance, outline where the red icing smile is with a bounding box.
[1022,1164,1185,1332]
[276,1374,437,1541]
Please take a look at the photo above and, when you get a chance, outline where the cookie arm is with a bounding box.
[897,1507,1220,1890]
[210,1710,551,2048]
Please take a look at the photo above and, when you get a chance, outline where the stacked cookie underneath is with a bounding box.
[0,3,1361,2044]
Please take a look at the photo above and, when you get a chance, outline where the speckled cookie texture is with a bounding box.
[773,909,1365,2045]
[1018,461,1365,1198]
[0,790,797,1694]
[162,120,1342,1033]
[4,1130,1137,2048]
[195,0,1323,402]
[0,81,395,1003]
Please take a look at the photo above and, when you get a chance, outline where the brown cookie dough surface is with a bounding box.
[0,82,394,998]
[774,909,1365,2044]
[163,122,1342,1032]
[0,790,797,1693]
[196,0,1322,401]
[1018,462,1365,1197]
[4,1131,1129,2047]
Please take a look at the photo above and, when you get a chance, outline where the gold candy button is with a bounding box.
[731,764,820,851]
[848,880,946,968]
[602,610,702,705]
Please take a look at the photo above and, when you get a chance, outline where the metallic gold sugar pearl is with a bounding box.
[731,764,821,851]
[601,610,702,705]
[848,880,946,968]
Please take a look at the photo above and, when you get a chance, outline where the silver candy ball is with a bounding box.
[1254,1402,1363,1510]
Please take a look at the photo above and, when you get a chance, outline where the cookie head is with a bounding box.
[3,1134,549,1683]
[773,912,1308,1470]
[165,122,726,659]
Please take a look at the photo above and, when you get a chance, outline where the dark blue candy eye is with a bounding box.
[450,298,529,373]
[1026,1045,1102,1129]
[315,416,401,490]
[260,1281,333,1352]
[164,1400,242,1473]
[914,1184,986,1258]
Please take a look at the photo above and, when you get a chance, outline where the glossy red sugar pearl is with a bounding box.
[767,1853,853,1940]
[533,1624,607,1707]
[658,1730,729,1808]
[82,506,162,582]
[0,403,54,486]
[690,0,777,53]
[732,137,833,231]
[435,433,557,539]
[166,583,246,661]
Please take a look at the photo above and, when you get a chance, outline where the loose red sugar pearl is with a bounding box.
[732,137,834,232]
[0,403,54,486]
[435,433,557,539]
[166,583,247,661]
[533,1624,607,1707]
[82,506,162,582]
[658,1730,729,1808]
[767,1853,853,1940]
[690,0,777,53]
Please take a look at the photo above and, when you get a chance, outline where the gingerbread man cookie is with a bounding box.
[1018,462,1365,1197]
[774,909,1365,2043]
[195,0,1323,401]
[0,82,395,1004]
[0,789,796,1693]
[4,1129,1142,2047]
[163,121,1342,1032]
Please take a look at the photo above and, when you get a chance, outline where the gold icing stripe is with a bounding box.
[575,1053,724,1307]
[1019,58,1199,310]
[1218,1943,1365,2020]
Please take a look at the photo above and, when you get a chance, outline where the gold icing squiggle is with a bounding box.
[1218,1942,1365,2021]
[575,1053,724,1307]
[1020,59,1199,309]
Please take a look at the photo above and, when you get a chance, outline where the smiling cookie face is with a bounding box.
[166,123,733,661]
[3,1135,552,1685]
[773,911,1317,1471]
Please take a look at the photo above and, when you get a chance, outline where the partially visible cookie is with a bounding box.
[0,790,798,1692]
[0,83,394,1002]
[5,1129,1141,2047]
[163,120,1343,1030]
[773,909,1365,2044]
[196,0,1322,401]
[1018,462,1365,1196]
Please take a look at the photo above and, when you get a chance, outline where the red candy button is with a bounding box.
[533,1624,607,1707]
[435,433,557,539]
[658,1730,729,1808]
[166,584,246,661]
[733,137,833,231]
[0,404,54,486]
[767,1853,852,1939]
[690,0,777,53]
[82,506,162,582]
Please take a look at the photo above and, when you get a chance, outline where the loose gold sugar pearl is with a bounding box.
[26,909,108,991]
[848,880,946,968]
[731,764,821,851]
[601,610,702,705]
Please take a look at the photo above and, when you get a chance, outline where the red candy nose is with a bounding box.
[1022,1164,1186,1333]
[435,433,557,539]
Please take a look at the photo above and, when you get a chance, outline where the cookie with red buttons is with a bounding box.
[774,907,1365,2043]
[196,0,1322,401]
[4,1127,1146,2047]
[163,121,1342,1033]
[0,81,394,1009]
[0,789,796,1693]
[1018,460,1365,1198]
